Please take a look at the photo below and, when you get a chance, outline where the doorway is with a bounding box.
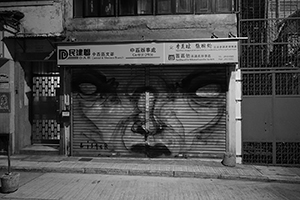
[31,62,60,146]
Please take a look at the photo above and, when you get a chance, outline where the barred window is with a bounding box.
[74,0,233,17]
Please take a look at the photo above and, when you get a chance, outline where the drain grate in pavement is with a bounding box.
[78,157,93,162]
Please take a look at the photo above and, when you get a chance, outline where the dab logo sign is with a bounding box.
[58,48,91,60]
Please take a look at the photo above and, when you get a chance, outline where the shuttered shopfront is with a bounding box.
[71,65,227,158]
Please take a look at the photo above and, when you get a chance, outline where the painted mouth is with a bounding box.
[130,143,171,158]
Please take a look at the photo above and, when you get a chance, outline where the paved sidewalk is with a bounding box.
[0,155,299,184]
[2,173,300,200]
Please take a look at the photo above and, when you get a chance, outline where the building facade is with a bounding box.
[0,0,64,155]
[1,0,246,164]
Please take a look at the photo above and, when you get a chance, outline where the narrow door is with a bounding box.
[31,63,60,145]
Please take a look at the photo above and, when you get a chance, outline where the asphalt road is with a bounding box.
[0,171,299,200]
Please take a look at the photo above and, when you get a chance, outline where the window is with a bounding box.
[215,0,232,13]
[119,0,153,16]
[119,0,135,15]
[156,0,193,14]
[74,0,115,17]
[73,0,233,18]
[101,0,115,16]
[84,0,100,17]
[156,0,172,14]
[195,0,232,14]
[176,0,193,13]
[195,0,211,13]
[138,0,153,14]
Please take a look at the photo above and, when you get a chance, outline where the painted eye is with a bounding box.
[79,83,97,95]
[196,84,221,97]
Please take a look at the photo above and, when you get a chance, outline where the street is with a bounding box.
[0,172,299,200]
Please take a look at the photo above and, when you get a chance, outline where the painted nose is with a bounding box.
[131,120,148,136]
[131,118,162,137]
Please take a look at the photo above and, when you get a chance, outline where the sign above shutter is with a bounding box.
[57,38,244,66]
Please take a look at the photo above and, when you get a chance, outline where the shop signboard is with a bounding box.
[57,40,238,65]
[164,41,238,64]
[57,43,164,65]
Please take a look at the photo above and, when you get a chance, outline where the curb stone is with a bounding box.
[1,165,300,184]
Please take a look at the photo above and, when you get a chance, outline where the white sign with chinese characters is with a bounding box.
[58,43,164,65]
[164,41,238,64]
[57,40,239,65]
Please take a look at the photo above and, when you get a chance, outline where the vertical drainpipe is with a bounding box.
[221,0,242,166]
[235,65,242,164]
[236,0,242,164]
[10,61,15,155]
[10,36,17,155]
[223,63,242,166]
[222,65,237,167]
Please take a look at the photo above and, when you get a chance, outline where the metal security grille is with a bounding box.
[33,76,60,97]
[240,0,300,165]
[32,62,60,143]
[276,142,300,164]
[240,0,300,69]
[243,142,273,164]
[242,72,272,95]
[275,72,300,95]
[242,71,300,96]
[71,65,227,158]
[32,120,60,141]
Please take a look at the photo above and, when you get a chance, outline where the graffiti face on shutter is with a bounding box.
[72,67,226,157]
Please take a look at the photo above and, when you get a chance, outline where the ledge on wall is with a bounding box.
[2,33,66,61]
[0,1,55,7]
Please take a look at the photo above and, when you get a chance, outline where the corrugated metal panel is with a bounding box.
[71,65,226,158]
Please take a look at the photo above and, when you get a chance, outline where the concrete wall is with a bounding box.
[0,59,31,153]
[64,0,237,42]
[14,62,31,153]
[0,60,15,153]
[0,1,64,34]
[0,61,11,134]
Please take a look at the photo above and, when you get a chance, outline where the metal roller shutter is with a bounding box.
[71,65,226,158]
